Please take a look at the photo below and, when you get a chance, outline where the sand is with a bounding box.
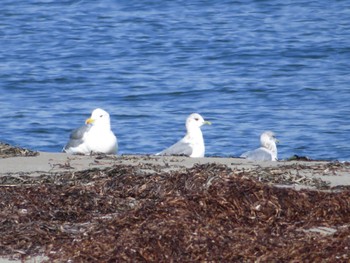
[0,144,349,262]
[1,151,349,189]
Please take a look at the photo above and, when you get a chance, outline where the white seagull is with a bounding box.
[240,131,278,161]
[63,108,118,155]
[156,113,211,158]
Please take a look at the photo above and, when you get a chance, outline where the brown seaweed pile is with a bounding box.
[0,142,39,158]
[0,163,349,262]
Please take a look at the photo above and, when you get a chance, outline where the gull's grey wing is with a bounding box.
[240,147,273,161]
[157,139,193,156]
[63,125,91,151]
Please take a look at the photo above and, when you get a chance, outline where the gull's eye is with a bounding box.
[194,118,199,121]
[100,115,103,118]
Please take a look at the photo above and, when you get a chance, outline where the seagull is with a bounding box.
[63,108,118,155]
[240,131,278,161]
[156,113,211,158]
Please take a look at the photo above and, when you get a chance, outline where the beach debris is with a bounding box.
[287,155,313,161]
[0,162,348,262]
[0,142,39,158]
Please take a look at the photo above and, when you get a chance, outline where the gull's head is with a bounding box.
[85,108,111,127]
[260,131,278,149]
[186,113,211,130]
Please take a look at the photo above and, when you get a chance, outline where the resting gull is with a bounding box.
[63,108,118,154]
[240,131,278,161]
[156,113,211,158]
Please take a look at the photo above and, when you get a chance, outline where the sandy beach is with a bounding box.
[1,150,349,189]
[0,144,349,262]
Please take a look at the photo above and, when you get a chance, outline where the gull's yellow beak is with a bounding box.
[85,118,95,124]
[204,121,212,125]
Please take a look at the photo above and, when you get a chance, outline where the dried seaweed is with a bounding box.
[234,161,350,190]
[235,165,331,189]
[0,163,349,262]
[0,142,39,158]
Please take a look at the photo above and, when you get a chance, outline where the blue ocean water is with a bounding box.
[1,0,350,160]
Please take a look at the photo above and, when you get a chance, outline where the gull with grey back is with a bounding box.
[156,113,211,158]
[63,108,118,155]
[240,131,278,161]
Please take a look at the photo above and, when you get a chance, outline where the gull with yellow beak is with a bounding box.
[63,108,118,154]
[156,113,211,158]
[240,131,278,161]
